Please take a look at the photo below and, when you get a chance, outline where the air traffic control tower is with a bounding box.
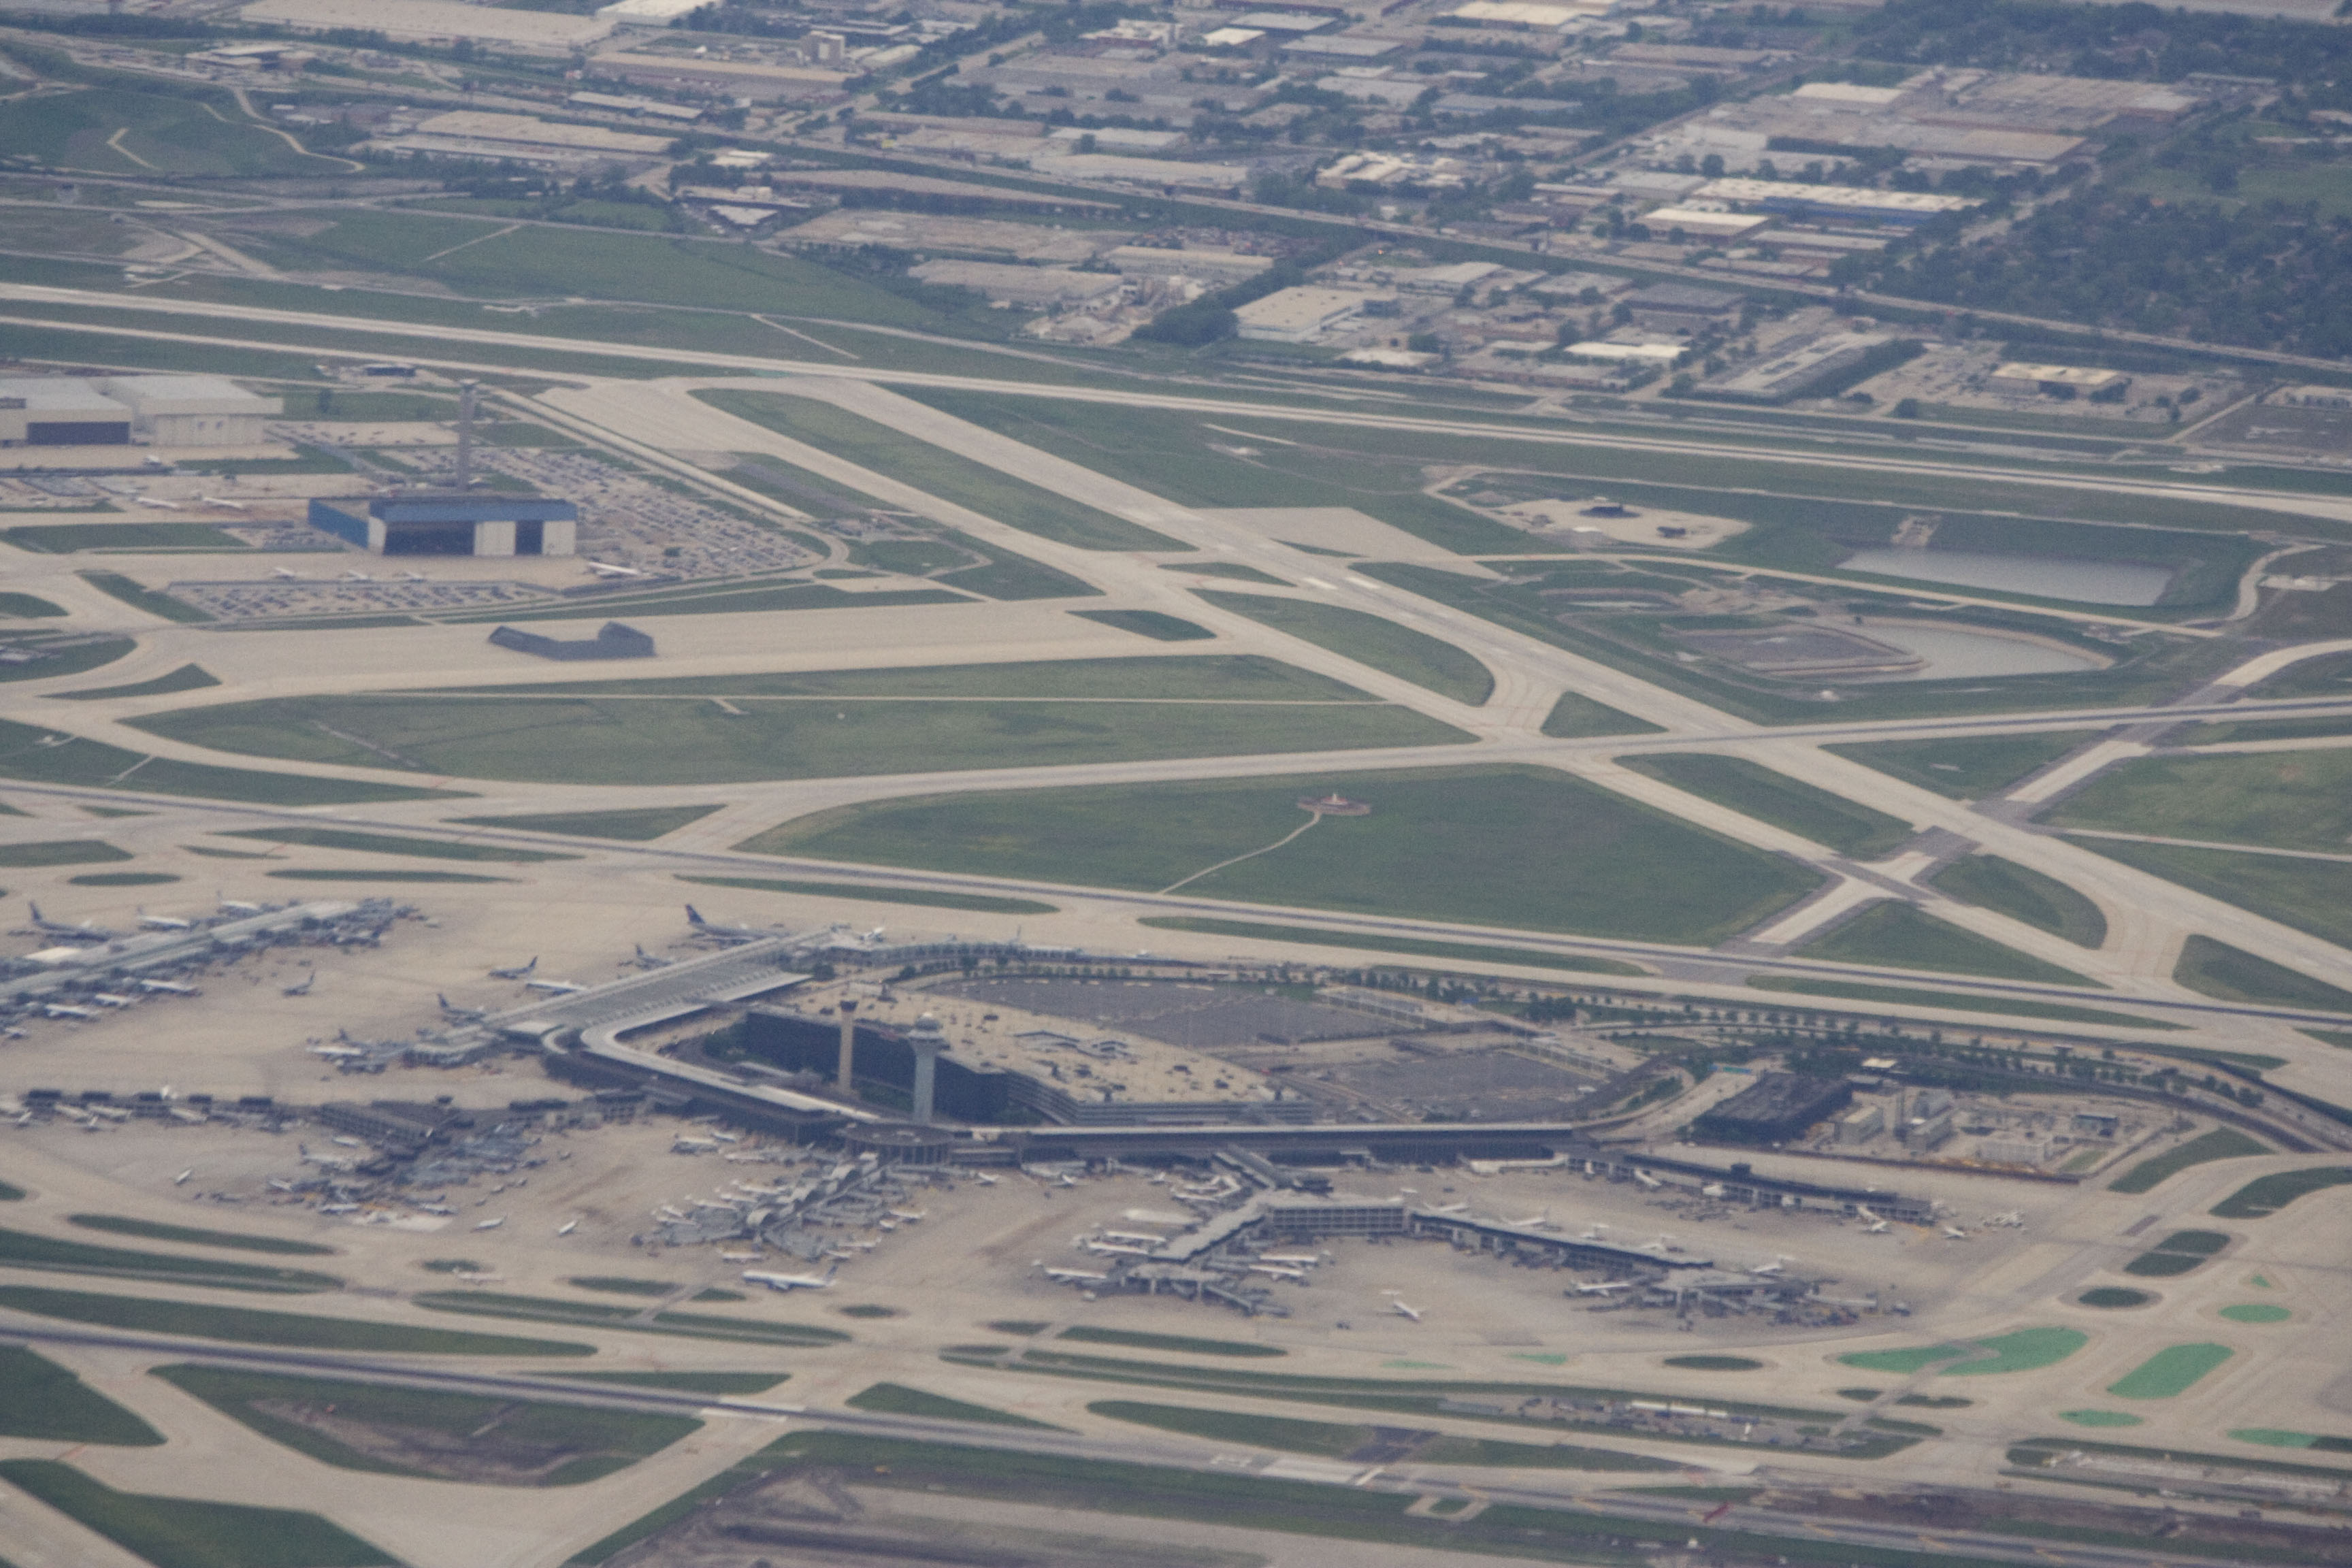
[308,494,578,557]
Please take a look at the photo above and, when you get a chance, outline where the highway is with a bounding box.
[0,1321,2272,1568]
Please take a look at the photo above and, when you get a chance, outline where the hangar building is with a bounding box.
[308,495,578,557]
[1692,1071,1853,1145]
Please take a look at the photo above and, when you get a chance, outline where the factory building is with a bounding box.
[308,495,578,557]
[1693,1072,1853,1145]
[0,376,282,448]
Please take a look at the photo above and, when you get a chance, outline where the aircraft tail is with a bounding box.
[685,904,708,926]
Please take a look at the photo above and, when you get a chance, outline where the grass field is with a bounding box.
[0,635,133,685]
[1746,976,2173,1028]
[1663,1355,1762,1371]
[2048,750,2352,851]
[745,766,1822,945]
[680,874,1056,916]
[2210,1167,2352,1219]
[0,591,64,617]
[700,391,1188,551]
[220,827,578,863]
[1192,591,1494,705]
[3,522,246,553]
[1060,1326,1284,1358]
[2109,1128,2270,1194]
[0,1344,162,1446]
[453,804,722,841]
[2074,838,2352,950]
[65,1214,335,1256]
[134,688,1459,786]
[1618,754,1914,858]
[1543,691,1662,737]
[1840,1328,2087,1378]
[446,656,1364,702]
[1166,561,1289,585]
[1088,1399,1370,1457]
[1825,732,2101,798]
[2173,935,2352,1013]
[0,717,455,806]
[1073,609,1215,640]
[0,86,357,178]
[846,1382,1064,1429]
[1794,902,2092,984]
[0,1284,591,1354]
[1927,855,2108,947]
[0,1458,392,1567]
[2078,1288,2154,1309]
[2107,1343,2234,1400]
[266,868,510,883]
[1137,915,1647,975]
[78,570,210,623]
[48,663,220,702]
[902,390,1531,556]
[0,838,130,866]
[150,1365,700,1486]
[2219,1303,2292,1323]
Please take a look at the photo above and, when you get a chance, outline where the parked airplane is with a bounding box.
[1039,1266,1111,1284]
[1943,1225,1970,1241]
[523,977,586,995]
[1243,1262,1305,1280]
[970,1173,999,1186]
[42,1004,95,1020]
[1633,1171,1663,1190]
[137,979,199,996]
[1101,1230,1166,1246]
[1426,1201,1469,1215]
[91,993,135,1008]
[488,957,538,980]
[218,896,267,916]
[742,1262,837,1292]
[685,905,768,943]
[1571,1280,1635,1296]
[281,970,314,997]
[473,1216,506,1231]
[174,1169,193,1185]
[24,903,116,941]
[270,568,300,581]
[137,910,193,931]
[555,1219,578,1237]
[195,493,246,510]
[630,944,672,970]
[437,994,489,1021]
[1383,1292,1423,1322]
[585,560,645,578]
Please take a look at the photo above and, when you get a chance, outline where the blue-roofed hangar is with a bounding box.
[309,495,578,557]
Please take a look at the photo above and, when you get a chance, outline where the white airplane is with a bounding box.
[91,993,134,1008]
[1383,1293,1423,1322]
[1865,1219,1890,1235]
[135,493,180,508]
[438,994,489,1021]
[43,1004,95,1020]
[720,1250,763,1263]
[887,1208,926,1223]
[685,905,768,943]
[174,1168,193,1185]
[137,979,199,996]
[1943,1226,1970,1241]
[742,1262,836,1292]
[402,571,427,582]
[1748,1261,1785,1277]
[342,569,370,581]
[1858,1205,1886,1227]
[1056,1173,1079,1188]
[282,970,315,997]
[331,1135,362,1148]
[971,1173,1000,1186]
[1572,1280,1635,1296]
[556,1219,578,1236]
[1244,1262,1305,1280]
[318,1202,358,1214]
[271,568,300,581]
[1427,1202,1469,1215]
[137,910,192,932]
[24,903,116,941]
[1508,1212,1554,1229]
[1258,1253,1324,1268]
[585,559,646,578]
[489,956,538,980]
[1101,1230,1166,1246]
[195,493,247,510]
[474,1216,506,1231]
[1084,1241,1152,1257]
[218,896,267,916]
[1634,1171,1663,1190]
[630,943,672,970]
[1040,1265,1111,1283]
[523,977,585,995]
[310,1044,365,1060]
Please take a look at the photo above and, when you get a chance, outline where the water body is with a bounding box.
[1855,623,2105,682]
[1840,548,2175,606]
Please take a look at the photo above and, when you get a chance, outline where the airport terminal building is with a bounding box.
[309,495,579,557]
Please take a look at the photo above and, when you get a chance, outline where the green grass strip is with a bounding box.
[1794,902,2093,985]
[0,1458,392,1567]
[451,804,722,841]
[76,570,211,623]
[2210,1166,2352,1219]
[1926,854,2107,948]
[2174,935,2352,1015]
[1194,590,1494,705]
[1138,916,1646,975]
[1073,609,1215,641]
[2107,1343,2234,1400]
[1746,976,2174,1028]
[65,1214,336,1256]
[2108,1128,2270,1194]
[221,826,577,863]
[0,1225,340,1292]
[679,873,1056,916]
[265,868,514,883]
[0,716,458,806]
[413,1290,847,1345]
[551,1371,787,1395]
[0,1285,593,1355]
[47,663,220,702]
[847,1382,1066,1429]
[0,1345,163,1446]
[1618,753,1914,858]
[1060,1326,1286,1358]
[0,838,130,866]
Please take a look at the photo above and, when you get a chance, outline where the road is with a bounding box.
[0,1321,2271,1568]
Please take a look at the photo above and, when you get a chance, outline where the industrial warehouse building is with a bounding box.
[0,376,280,447]
[1692,1072,1853,1145]
[309,495,578,557]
